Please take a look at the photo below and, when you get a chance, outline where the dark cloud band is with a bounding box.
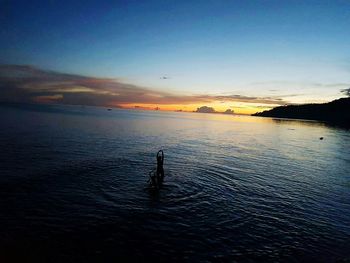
[0,65,289,107]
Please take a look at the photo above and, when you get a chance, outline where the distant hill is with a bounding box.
[252,97,350,127]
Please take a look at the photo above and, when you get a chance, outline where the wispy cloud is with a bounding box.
[196,94,287,105]
[250,80,350,89]
[0,65,289,108]
[341,88,350,97]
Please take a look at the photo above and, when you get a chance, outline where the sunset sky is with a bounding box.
[1,1,349,114]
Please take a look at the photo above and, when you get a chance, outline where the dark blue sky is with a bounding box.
[1,0,350,108]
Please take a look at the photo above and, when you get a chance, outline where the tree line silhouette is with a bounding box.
[252,97,350,128]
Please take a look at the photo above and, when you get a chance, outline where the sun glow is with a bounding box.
[118,102,274,115]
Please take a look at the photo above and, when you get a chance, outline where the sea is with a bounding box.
[0,103,349,262]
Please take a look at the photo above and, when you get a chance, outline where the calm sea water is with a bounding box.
[0,104,349,262]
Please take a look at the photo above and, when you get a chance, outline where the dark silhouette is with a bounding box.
[196,106,215,113]
[223,109,234,114]
[148,150,165,189]
[341,87,350,97]
[149,170,158,188]
[252,97,350,128]
[195,106,236,115]
[156,150,164,181]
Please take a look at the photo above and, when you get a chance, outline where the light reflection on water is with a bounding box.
[0,104,349,262]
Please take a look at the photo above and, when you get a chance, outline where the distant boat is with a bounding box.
[107,108,112,111]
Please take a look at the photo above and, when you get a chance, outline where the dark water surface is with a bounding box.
[0,104,349,262]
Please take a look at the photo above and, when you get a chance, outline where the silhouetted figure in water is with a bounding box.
[149,170,158,188]
[156,150,164,181]
[148,150,165,189]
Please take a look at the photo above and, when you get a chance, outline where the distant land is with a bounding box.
[252,97,350,128]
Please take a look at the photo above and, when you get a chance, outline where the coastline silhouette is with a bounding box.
[252,97,350,128]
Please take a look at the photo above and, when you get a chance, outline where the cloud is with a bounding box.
[196,106,215,113]
[223,109,234,114]
[250,80,350,97]
[341,88,350,97]
[250,80,350,88]
[0,65,290,107]
[196,94,287,105]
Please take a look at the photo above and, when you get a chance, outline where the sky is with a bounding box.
[1,0,349,114]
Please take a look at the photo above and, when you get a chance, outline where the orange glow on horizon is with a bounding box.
[118,102,274,115]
